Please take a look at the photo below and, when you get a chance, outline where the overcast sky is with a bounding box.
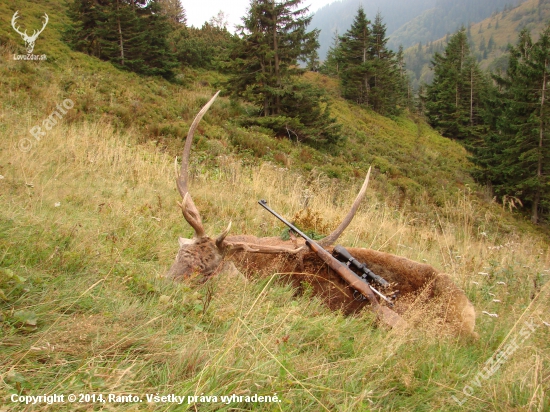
[183,0,337,31]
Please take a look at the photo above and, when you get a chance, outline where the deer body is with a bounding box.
[166,91,477,337]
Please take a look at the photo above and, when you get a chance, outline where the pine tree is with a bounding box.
[319,30,341,77]
[226,0,339,144]
[425,28,487,140]
[338,6,372,105]
[473,27,550,223]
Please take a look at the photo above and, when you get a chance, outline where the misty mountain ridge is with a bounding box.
[311,0,525,59]
[404,0,550,89]
[310,0,435,59]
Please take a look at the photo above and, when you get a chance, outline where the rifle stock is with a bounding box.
[305,240,379,305]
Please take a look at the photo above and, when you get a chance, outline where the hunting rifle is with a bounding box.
[258,200,403,328]
[332,245,398,305]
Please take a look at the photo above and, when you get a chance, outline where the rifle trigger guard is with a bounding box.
[353,290,366,301]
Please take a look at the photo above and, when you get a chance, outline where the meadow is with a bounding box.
[0,43,549,411]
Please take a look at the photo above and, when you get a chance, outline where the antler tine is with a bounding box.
[175,91,220,239]
[11,11,26,37]
[176,90,221,197]
[215,221,232,248]
[178,192,206,238]
[36,13,48,37]
[318,167,371,247]
[28,13,48,40]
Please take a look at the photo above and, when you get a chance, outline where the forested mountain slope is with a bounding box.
[405,0,550,88]
[388,0,525,51]
[309,0,435,59]
[310,0,523,60]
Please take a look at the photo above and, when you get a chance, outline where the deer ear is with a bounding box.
[178,237,194,247]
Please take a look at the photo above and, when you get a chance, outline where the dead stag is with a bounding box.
[165,91,477,338]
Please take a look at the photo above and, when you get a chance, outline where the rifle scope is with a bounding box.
[333,245,390,288]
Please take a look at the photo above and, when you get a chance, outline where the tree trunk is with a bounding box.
[470,66,474,126]
[532,60,547,224]
[116,0,124,66]
[261,61,268,116]
[272,1,280,115]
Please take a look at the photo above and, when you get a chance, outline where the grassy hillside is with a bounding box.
[1,1,549,411]
[405,0,550,87]
[468,0,550,71]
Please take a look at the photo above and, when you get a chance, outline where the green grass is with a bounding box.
[1,2,549,410]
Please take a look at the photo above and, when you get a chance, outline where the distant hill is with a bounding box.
[404,0,550,88]
[387,0,525,51]
[309,0,436,60]
[310,0,524,60]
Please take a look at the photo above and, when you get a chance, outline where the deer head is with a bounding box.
[11,11,49,54]
[165,91,370,280]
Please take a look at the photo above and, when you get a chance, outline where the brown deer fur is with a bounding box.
[165,92,477,338]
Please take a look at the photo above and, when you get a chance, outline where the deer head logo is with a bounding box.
[11,11,49,54]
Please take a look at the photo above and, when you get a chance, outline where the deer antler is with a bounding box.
[220,169,371,254]
[30,13,49,40]
[176,91,221,238]
[318,166,371,247]
[11,11,26,38]
[176,90,368,248]
[11,11,48,54]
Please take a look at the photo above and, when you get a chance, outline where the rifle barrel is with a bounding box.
[258,200,311,241]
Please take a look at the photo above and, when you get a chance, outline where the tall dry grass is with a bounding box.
[1,106,548,410]
[1,36,549,408]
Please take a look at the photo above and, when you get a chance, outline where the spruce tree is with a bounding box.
[338,7,372,105]
[337,8,406,115]
[369,12,402,115]
[139,0,178,78]
[395,46,412,110]
[305,49,320,71]
[228,0,318,115]
[66,0,105,57]
[96,0,145,69]
[158,0,186,26]
[425,28,487,140]
[67,0,177,79]
[173,23,233,69]
[319,30,341,77]
[226,0,340,144]
[474,27,550,223]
